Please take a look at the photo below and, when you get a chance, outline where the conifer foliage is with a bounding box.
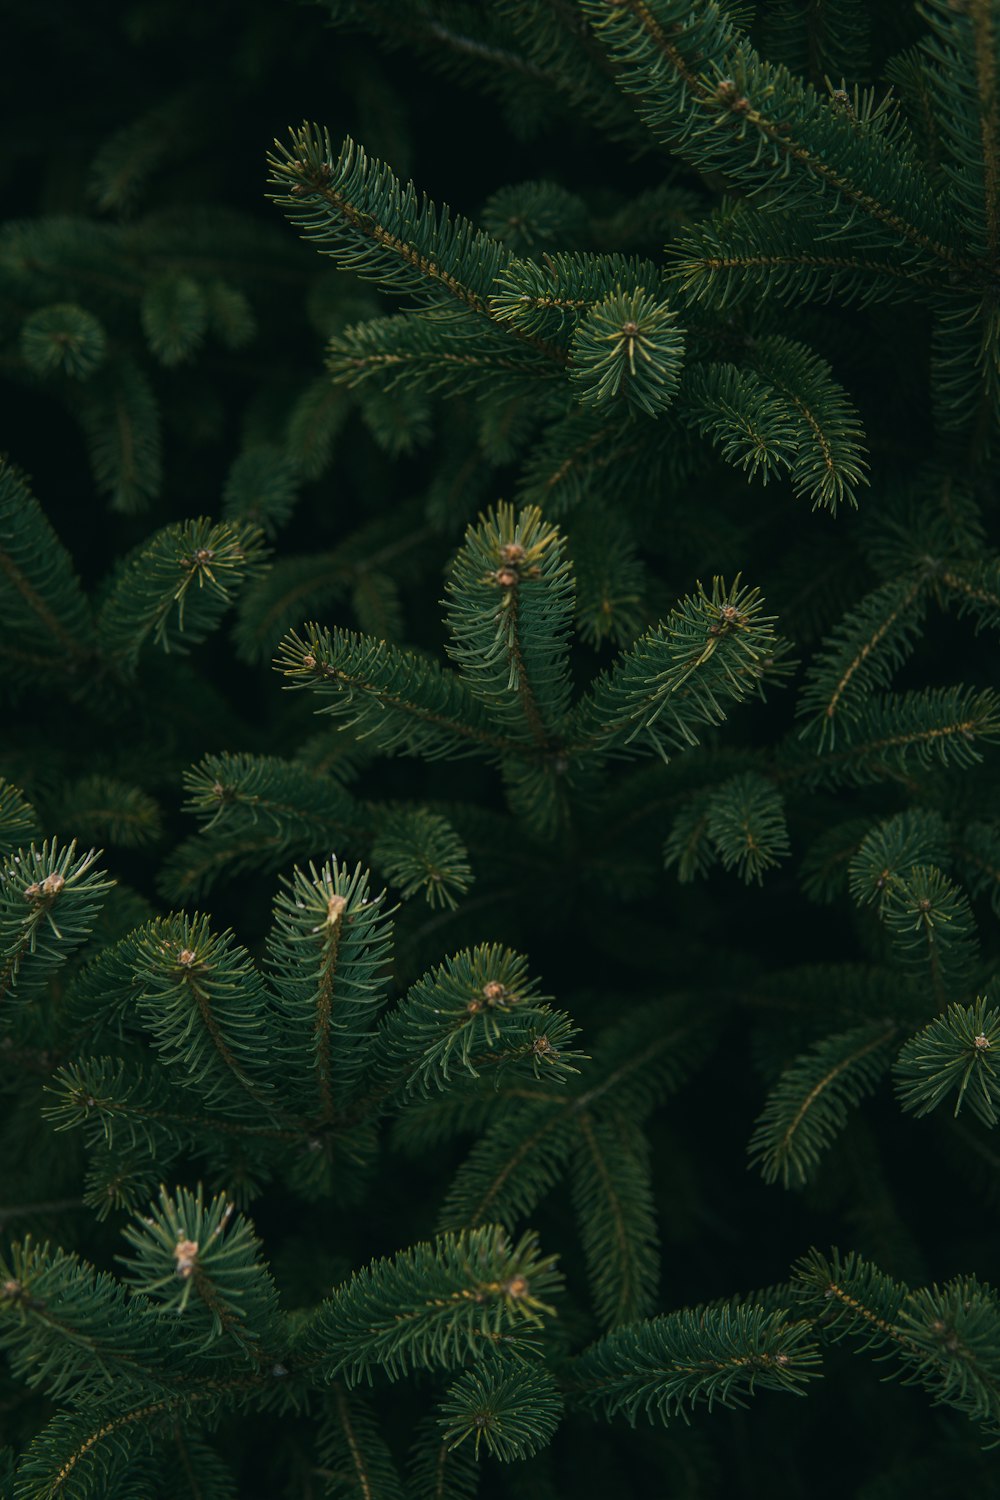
[3,0,1000,1495]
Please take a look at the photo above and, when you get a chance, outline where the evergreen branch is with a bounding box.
[141,273,207,366]
[741,335,869,512]
[267,127,506,316]
[285,375,351,480]
[1,840,113,1007]
[44,1057,306,1149]
[440,1003,705,1229]
[895,1276,1000,1438]
[571,1302,822,1424]
[939,558,1000,633]
[568,576,779,759]
[929,289,1000,449]
[234,518,432,665]
[581,0,969,269]
[438,1352,563,1461]
[797,573,931,745]
[846,808,951,909]
[445,503,575,745]
[920,0,1000,265]
[748,1021,898,1188]
[572,1112,660,1327]
[0,459,94,680]
[669,200,946,308]
[317,1386,405,1500]
[17,1400,172,1499]
[124,915,283,1114]
[0,778,41,858]
[971,0,1000,265]
[275,625,523,761]
[793,1246,910,1352]
[73,359,163,515]
[14,1380,255,1499]
[370,807,473,910]
[679,363,801,487]
[53,776,162,850]
[157,828,317,907]
[704,771,790,884]
[368,944,583,1103]
[438,1098,580,1232]
[265,858,394,1121]
[570,288,685,417]
[118,1185,284,1367]
[785,687,1000,786]
[221,445,300,540]
[292,1227,562,1385]
[794,1248,1000,1439]
[894,998,1000,1126]
[96,517,269,676]
[326,312,566,400]
[488,252,662,339]
[0,1238,172,1404]
[956,820,1000,915]
[878,865,978,1001]
[758,0,870,85]
[20,302,108,379]
[177,751,365,844]
[404,1416,480,1500]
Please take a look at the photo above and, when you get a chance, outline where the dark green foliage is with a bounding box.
[4,0,1000,1495]
[438,1353,564,1460]
[748,1022,899,1187]
[894,999,1000,1125]
[572,1303,822,1425]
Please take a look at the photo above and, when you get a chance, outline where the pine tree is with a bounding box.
[4,1,1000,1495]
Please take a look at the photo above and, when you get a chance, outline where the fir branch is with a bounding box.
[317,1385,405,1500]
[74,360,163,515]
[275,624,522,761]
[797,573,932,745]
[444,503,575,746]
[265,858,394,1121]
[267,128,502,315]
[920,0,1000,265]
[370,808,473,910]
[794,1248,1000,1440]
[440,1002,705,1229]
[704,772,790,884]
[793,1246,910,1352]
[786,687,1000,786]
[438,1352,563,1461]
[368,944,583,1103]
[748,1021,898,1188]
[96,517,269,676]
[570,288,685,417]
[292,1227,562,1385]
[1,841,114,1007]
[124,915,283,1115]
[572,1111,660,1327]
[581,0,970,269]
[0,779,41,859]
[0,460,94,681]
[568,576,779,760]
[894,998,1000,1126]
[741,335,869,512]
[878,865,979,1001]
[571,1302,822,1424]
[669,200,946,309]
[0,1238,172,1404]
[326,312,565,400]
[488,252,661,339]
[118,1186,284,1367]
